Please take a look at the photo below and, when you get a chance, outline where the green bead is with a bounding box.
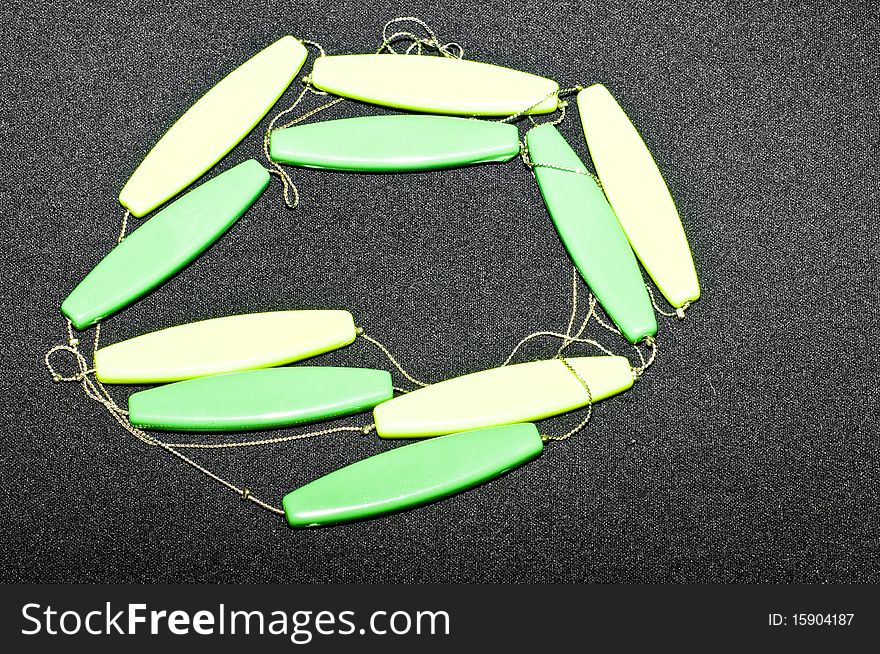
[128,367,393,432]
[283,423,543,527]
[526,124,657,343]
[270,115,520,172]
[61,159,269,330]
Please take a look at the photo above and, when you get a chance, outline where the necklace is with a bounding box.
[46,17,700,528]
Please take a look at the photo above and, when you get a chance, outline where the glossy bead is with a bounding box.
[373,356,634,438]
[311,54,558,116]
[128,367,393,431]
[94,310,356,383]
[577,84,700,308]
[61,160,269,330]
[119,36,306,217]
[271,115,520,172]
[283,423,543,527]
[527,124,657,343]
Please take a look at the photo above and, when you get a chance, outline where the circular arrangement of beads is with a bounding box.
[47,18,700,528]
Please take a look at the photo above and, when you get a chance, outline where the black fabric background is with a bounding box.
[0,0,877,583]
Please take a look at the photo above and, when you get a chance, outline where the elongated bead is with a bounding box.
[61,160,269,331]
[119,36,306,217]
[577,84,700,308]
[527,124,656,343]
[373,356,634,438]
[311,54,559,116]
[94,310,357,383]
[271,115,520,172]
[128,367,392,432]
[283,423,543,527]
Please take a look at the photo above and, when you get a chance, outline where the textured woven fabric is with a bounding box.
[1,1,877,583]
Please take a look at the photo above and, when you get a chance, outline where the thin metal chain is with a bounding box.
[262,88,344,208]
[275,96,345,131]
[502,259,659,380]
[557,266,597,357]
[358,328,429,389]
[561,298,597,355]
[494,269,598,442]
[503,265,603,366]
[559,265,580,351]
[592,303,620,335]
[542,357,594,442]
[262,40,345,209]
[501,329,617,367]
[377,17,464,58]
[581,289,660,378]
[499,84,583,125]
[646,284,690,320]
[633,336,658,376]
[263,87,307,209]
[44,319,290,515]
[299,38,327,58]
[163,424,369,449]
[154,441,284,515]
[519,132,606,188]
[117,210,130,243]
